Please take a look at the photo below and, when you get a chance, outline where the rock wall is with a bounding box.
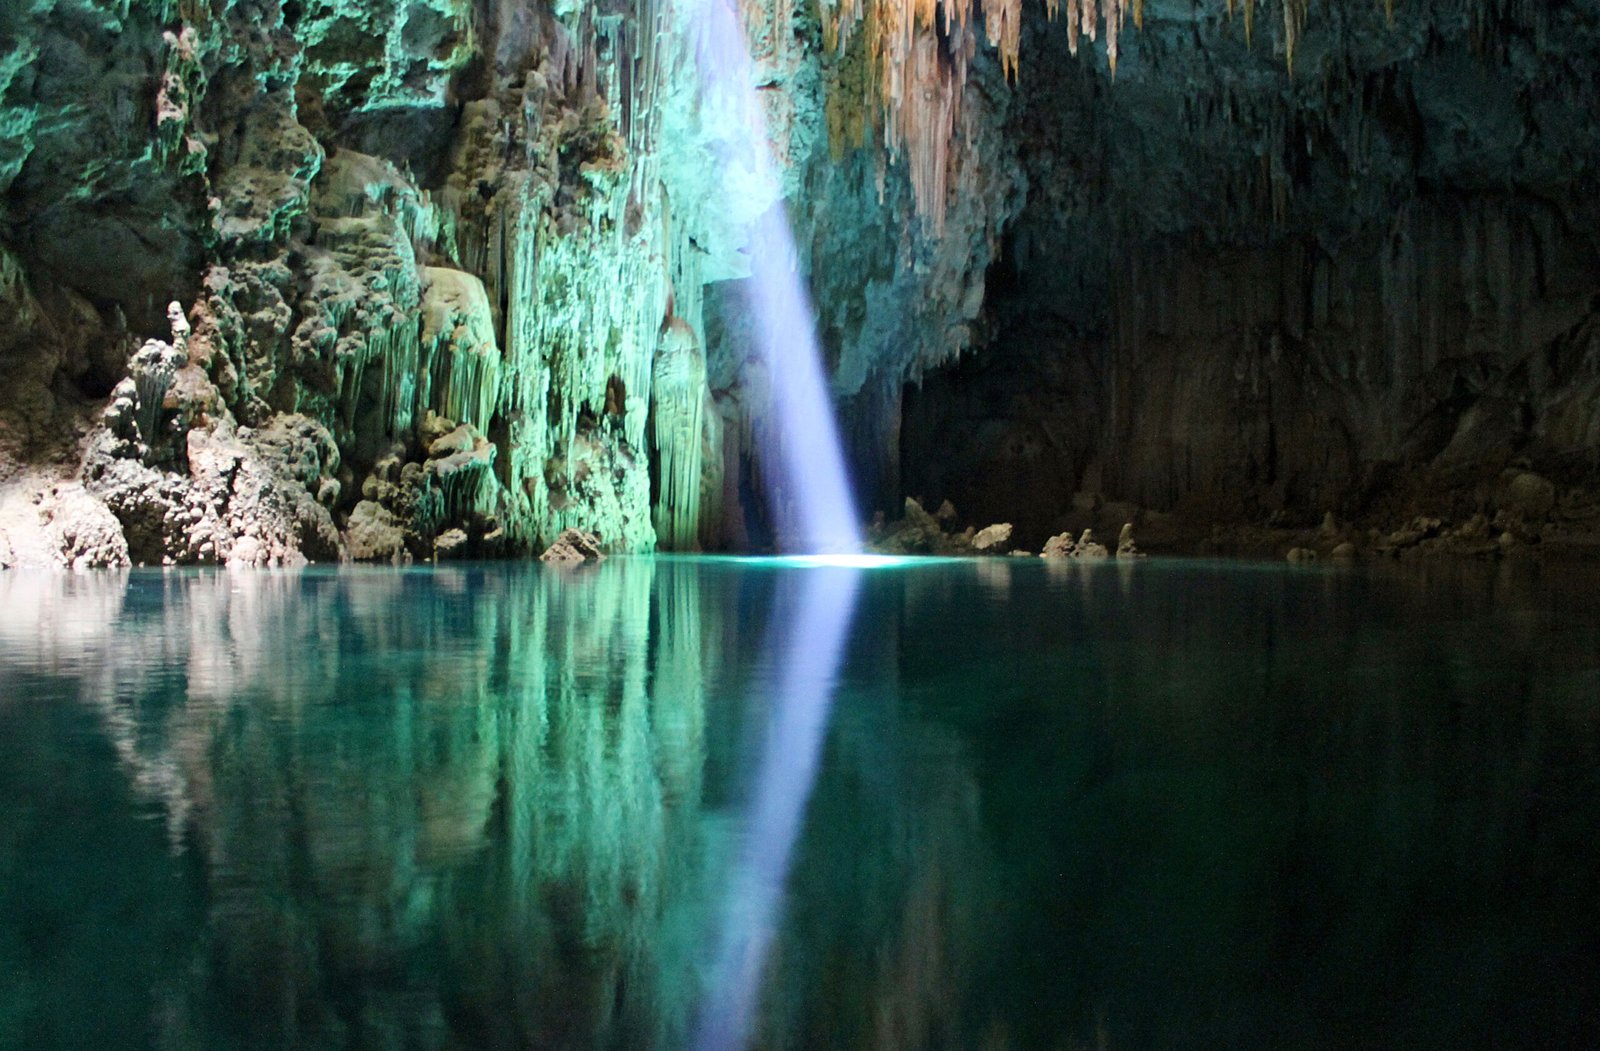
[0,0,1030,564]
[7,0,1600,564]
[902,0,1600,553]
[0,0,769,565]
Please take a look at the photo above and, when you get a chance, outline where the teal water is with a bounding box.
[1,557,1598,1050]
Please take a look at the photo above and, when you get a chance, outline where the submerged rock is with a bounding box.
[540,529,604,564]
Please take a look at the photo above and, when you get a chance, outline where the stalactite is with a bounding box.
[815,0,1365,229]
[1105,0,1120,76]
[377,320,424,437]
[889,28,967,230]
[650,316,707,549]
[421,267,502,433]
[433,453,497,525]
[981,0,1021,80]
[1283,0,1306,73]
[129,339,186,449]
[408,0,717,553]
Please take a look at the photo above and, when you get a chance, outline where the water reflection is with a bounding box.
[2,563,717,1049]
[695,565,861,1051]
[1,560,1599,1049]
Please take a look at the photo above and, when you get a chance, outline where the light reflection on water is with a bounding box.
[1,558,1599,1050]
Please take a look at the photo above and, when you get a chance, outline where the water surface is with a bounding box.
[2,557,1598,1049]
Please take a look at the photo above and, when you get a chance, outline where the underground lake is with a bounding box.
[2,556,1598,1049]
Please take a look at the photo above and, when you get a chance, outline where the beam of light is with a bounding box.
[690,0,863,555]
[693,564,863,1051]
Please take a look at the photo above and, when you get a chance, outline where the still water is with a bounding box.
[1,557,1598,1050]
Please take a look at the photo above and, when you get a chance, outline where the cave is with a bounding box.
[3,0,1600,1047]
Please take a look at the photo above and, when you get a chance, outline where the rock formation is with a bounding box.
[972,522,1013,553]
[870,497,1021,556]
[540,527,606,563]
[3,0,1600,563]
[900,4,1600,560]
[1115,522,1140,558]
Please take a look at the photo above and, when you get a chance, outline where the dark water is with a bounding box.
[2,557,1599,1050]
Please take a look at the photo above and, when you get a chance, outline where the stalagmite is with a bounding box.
[128,338,186,450]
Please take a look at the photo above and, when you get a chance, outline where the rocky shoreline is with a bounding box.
[866,463,1600,566]
[9,461,1599,569]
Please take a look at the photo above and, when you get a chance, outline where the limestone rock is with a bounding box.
[346,501,409,563]
[873,498,946,554]
[972,522,1013,553]
[1496,471,1557,521]
[1039,527,1110,560]
[1115,522,1141,558]
[0,477,130,569]
[434,528,469,559]
[1075,529,1109,560]
[428,425,480,460]
[541,529,605,564]
[419,411,457,449]
[1040,532,1077,559]
[80,402,342,568]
